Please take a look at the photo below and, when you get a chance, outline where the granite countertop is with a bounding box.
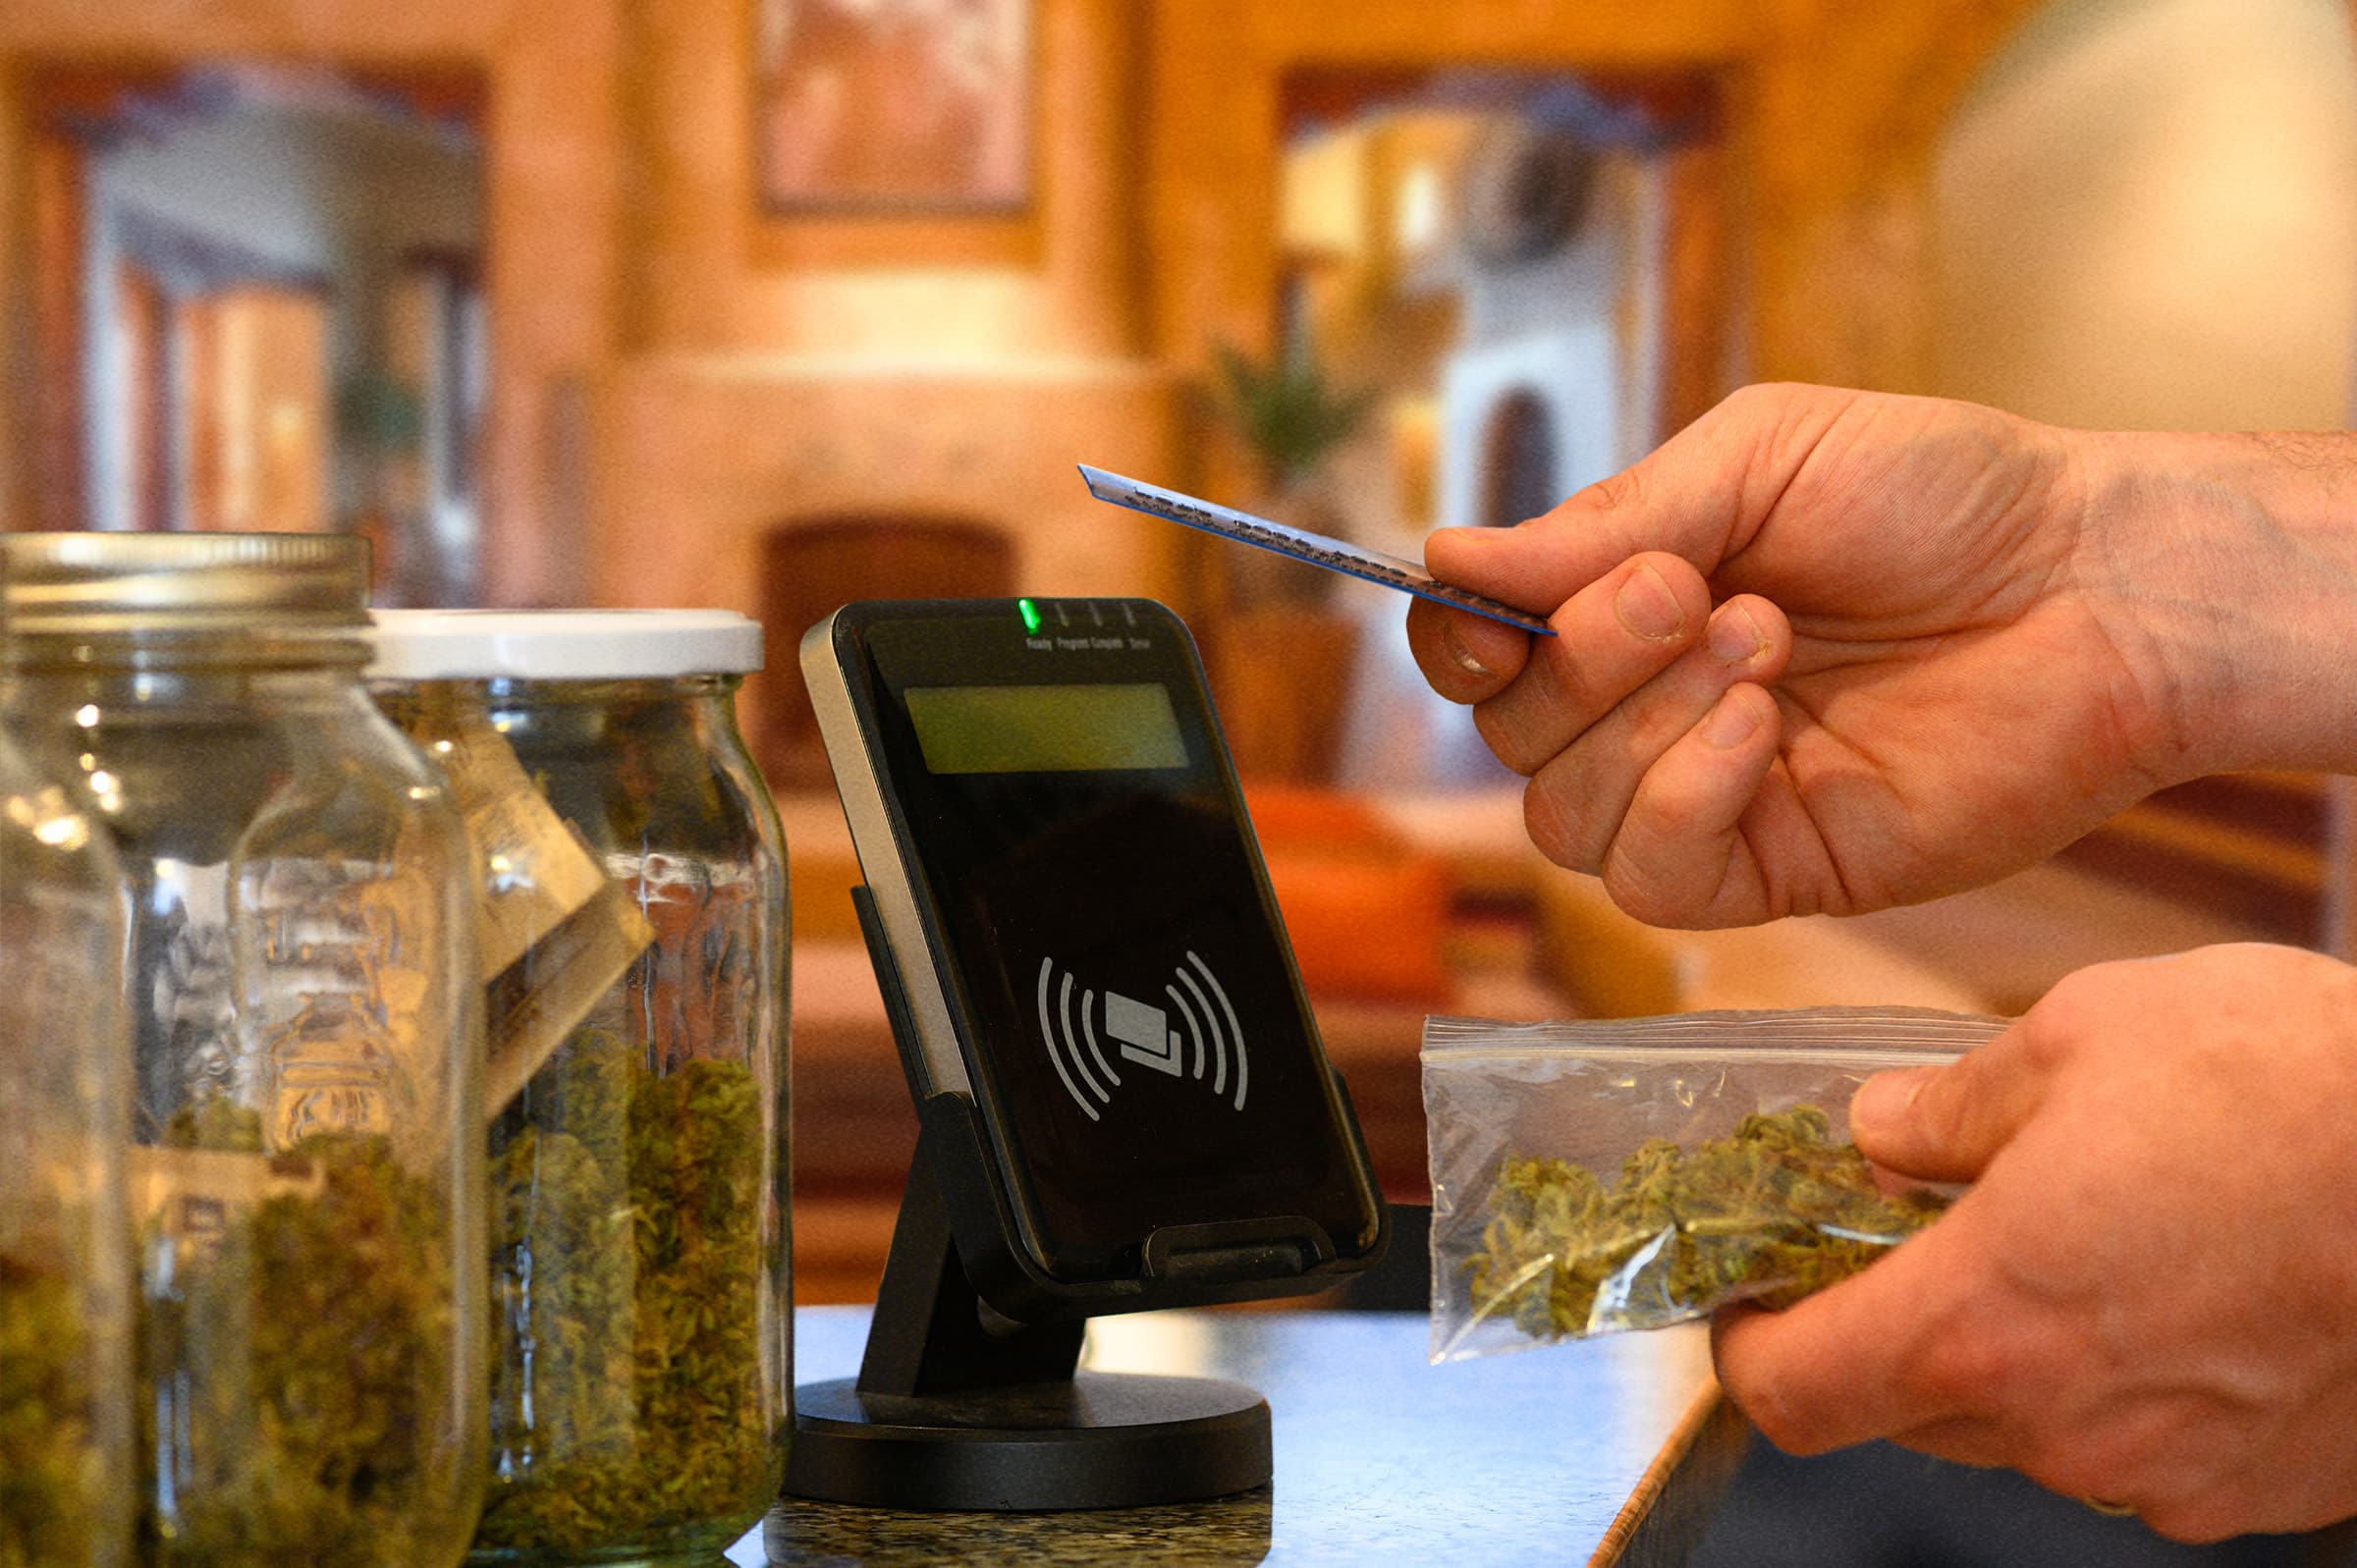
[716,1306,1728,1568]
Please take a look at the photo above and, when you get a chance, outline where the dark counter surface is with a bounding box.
[725,1305,1734,1568]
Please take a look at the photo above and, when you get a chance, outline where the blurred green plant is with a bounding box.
[1210,341,1378,491]
[334,371,424,457]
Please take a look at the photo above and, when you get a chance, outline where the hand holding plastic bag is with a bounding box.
[1712,946,2357,1541]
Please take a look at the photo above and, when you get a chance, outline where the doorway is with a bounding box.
[27,61,487,606]
[1269,67,1731,790]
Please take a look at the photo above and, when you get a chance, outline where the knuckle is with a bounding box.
[1724,1364,1839,1458]
[1580,462,1647,515]
[1471,703,1544,777]
[1626,666,1723,758]
[1904,1311,2021,1416]
[1902,1066,1983,1157]
[2009,976,2103,1077]
[1718,381,1778,418]
[1714,1350,1796,1447]
[1598,853,1698,930]
[1714,381,1801,432]
[1894,1052,2007,1160]
[1521,778,1603,875]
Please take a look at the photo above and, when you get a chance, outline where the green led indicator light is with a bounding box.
[1018,598,1042,634]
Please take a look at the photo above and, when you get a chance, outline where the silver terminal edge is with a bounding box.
[797,610,972,1100]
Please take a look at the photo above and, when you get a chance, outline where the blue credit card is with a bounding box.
[1076,465,1557,636]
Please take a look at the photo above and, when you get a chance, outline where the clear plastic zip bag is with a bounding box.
[1423,1007,2007,1363]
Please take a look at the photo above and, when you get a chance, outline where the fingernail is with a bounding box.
[1616,563,1684,641]
[1852,1069,1927,1135]
[1446,627,1491,679]
[1709,603,1763,666]
[1703,686,1761,749]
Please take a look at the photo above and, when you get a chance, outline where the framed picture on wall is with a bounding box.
[756,0,1032,214]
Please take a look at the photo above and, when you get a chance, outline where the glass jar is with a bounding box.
[0,533,485,1568]
[366,610,790,1564]
[0,711,133,1568]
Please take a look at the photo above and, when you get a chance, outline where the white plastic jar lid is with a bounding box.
[366,609,764,680]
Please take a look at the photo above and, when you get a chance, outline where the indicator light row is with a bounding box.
[1015,598,1143,634]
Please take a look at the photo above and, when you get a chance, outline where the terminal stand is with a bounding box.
[780,889,1273,1511]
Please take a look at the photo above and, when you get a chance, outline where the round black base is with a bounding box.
[784,1371,1272,1511]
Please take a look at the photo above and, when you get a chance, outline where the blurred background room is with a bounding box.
[6,0,2357,1309]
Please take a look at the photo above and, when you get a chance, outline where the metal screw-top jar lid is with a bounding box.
[367,609,765,680]
[0,532,370,637]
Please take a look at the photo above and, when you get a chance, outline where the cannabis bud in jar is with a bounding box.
[479,1029,773,1552]
[1466,1106,1947,1340]
[137,1102,464,1567]
[1,1253,106,1568]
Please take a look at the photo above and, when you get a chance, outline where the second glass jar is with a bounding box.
[367,609,792,1564]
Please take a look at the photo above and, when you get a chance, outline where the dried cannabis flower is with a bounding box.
[476,1027,777,1556]
[1466,1105,1948,1340]
[141,1102,461,1568]
[1,1250,99,1568]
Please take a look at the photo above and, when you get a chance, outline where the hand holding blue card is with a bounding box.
[1076,465,1557,636]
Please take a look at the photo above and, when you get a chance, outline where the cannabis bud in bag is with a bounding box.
[1469,1105,1947,1342]
[1423,1007,2006,1361]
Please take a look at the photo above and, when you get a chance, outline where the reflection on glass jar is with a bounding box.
[0,710,133,1568]
[0,533,484,1568]
[368,609,790,1565]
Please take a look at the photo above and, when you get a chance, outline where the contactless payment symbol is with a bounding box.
[1035,953,1250,1121]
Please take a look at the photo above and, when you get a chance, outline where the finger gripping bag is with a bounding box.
[1423,1007,2006,1363]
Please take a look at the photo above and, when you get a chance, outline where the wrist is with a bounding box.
[2068,427,2357,780]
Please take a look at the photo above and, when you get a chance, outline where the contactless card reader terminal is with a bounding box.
[784,598,1388,1512]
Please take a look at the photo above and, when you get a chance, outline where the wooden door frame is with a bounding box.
[0,5,621,609]
[18,65,485,538]
[113,252,167,530]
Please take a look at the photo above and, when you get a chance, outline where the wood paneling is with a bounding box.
[26,96,87,531]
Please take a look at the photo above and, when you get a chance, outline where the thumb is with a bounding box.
[1848,1033,2050,1183]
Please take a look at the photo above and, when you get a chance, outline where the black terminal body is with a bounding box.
[802,597,1388,1321]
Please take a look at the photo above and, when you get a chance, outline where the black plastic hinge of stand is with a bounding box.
[848,886,1084,1398]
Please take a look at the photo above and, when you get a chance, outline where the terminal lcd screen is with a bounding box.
[903,683,1188,775]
